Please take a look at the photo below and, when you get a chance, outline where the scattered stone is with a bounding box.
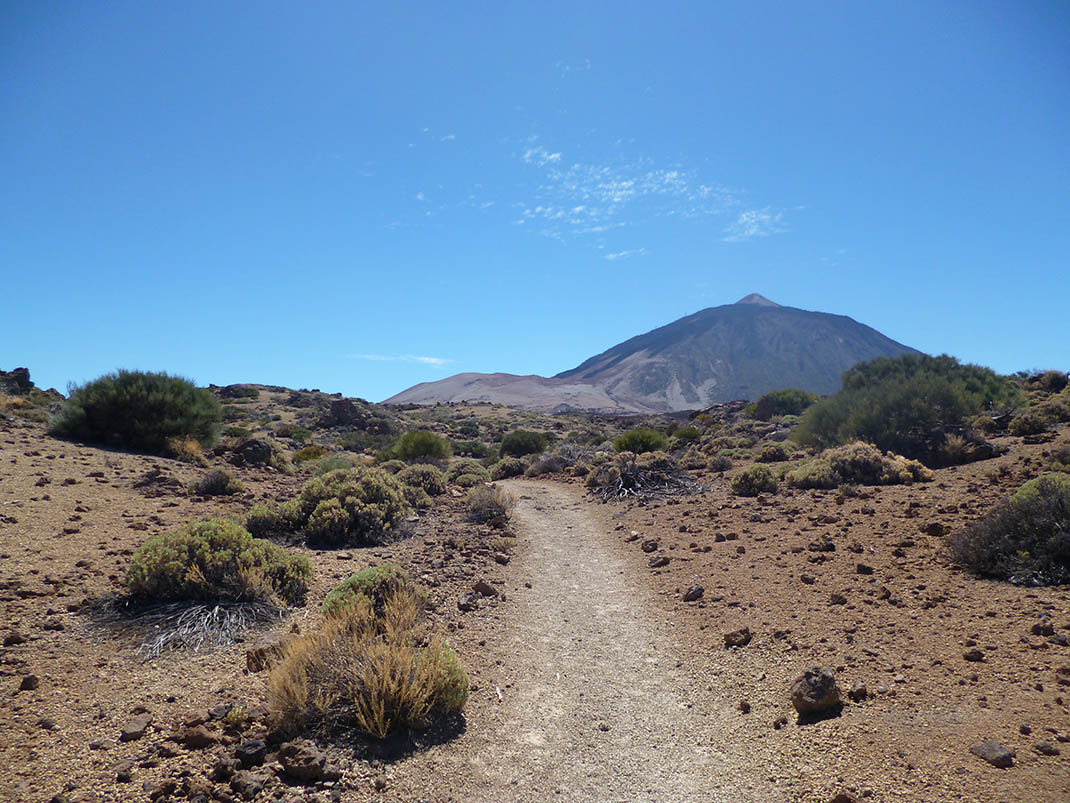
[641,539,659,553]
[738,699,751,714]
[4,631,27,646]
[963,649,985,662]
[724,627,752,648]
[19,674,39,691]
[1020,724,1032,735]
[648,555,670,568]
[179,725,218,749]
[113,759,135,783]
[235,738,267,768]
[1031,621,1055,637]
[458,593,480,612]
[791,666,842,717]
[921,522,947,537]
[682,585,704,602]
[829,794,861,803]
[230,769,267,801]
[1056,666,1070,686]
[245,632,295,673]
[855,563,874,575]
[145,780,177,801]
[773,715,789,730]
[969,741,1014,768]
[848,681,868,702]
[120,712,153,742]
[829,593,847,605]
[492,552,510,565]
[1035,741,1060,756]
[800,574,815,585]
[473,579,498,597]
[278,740,339,783]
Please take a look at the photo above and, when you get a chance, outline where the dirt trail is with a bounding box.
[392,480,778,802]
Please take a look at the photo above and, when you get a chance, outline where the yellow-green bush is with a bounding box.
[785,441,932,489]
[126,518,310,605]
[397,464,447,496]
[322,563,411,617]
[446,458,490,483]
[490,457,526,480]
[729,464,778,496]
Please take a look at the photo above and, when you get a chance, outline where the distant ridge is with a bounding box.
[384,296,920,413]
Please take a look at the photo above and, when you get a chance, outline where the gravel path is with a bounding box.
[392,480,779,802]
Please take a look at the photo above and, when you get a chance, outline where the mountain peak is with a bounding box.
[735,293,780,307]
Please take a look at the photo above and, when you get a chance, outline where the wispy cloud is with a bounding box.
[605,248,647,261]
[346,354,455,367]
[722,208,786,242]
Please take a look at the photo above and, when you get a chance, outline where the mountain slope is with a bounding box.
[384,295,920,412]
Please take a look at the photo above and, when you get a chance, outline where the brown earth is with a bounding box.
[1,410,1068,802]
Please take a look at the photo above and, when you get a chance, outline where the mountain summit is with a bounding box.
[385,299,920,413]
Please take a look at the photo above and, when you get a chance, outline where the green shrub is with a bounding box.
[126,518,310,605]
[785,441,933,489]
[948,475,1070,585]
[747,388,818,422]
[730,465,778,496]
[1009,412,1048,436]
[1049,445,1070,474]
[793,354,1020,465]
[311,453,360,475]
[465,486,510,524]
[453,472,486,488]
[451,440,490,459]
[223,426,252,439]
[669,427,702,448]
[192,468,243,496]
[755,442,790,463]
[257,468,410,548]
[499,430,548,458]
[447,459,490,483]
[455,420,480,438]
[49,370,222,456]
[707,454,733,473]
[378,459,407,475]
[614,427,669,454]
[322,563,410,617]
[490,457,526,480]
[393,430,452,462]
[276,424,312,443]
[398,464,447,496]
[402,485,432,509]
[293,445,328,463]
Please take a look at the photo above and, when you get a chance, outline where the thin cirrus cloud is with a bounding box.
[605,248,647,261]
[346,354,455,367]
[722,208,786,242]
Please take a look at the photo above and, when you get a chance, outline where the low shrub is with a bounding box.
[499,430,547,458]
[397,465,447,496]
[311,454,361,475]
[785,441,933,489]
[451,440,490,459]
[1009,412,1048,437]
[393,430,452,462]
[378,459,407,475]
[322,563,411,617]
[223,425,253,439]
[50,370,221,456]
[465,486,510,525]
[948,474,1070,585]
[168,436,208,464]
[586,451,703,501]
[126,518,310,605]
[447,459,490,483]
[248,468,410,548]
[747,388,818,422]
[669,427,702,448]
[755,442,790,463]
[490,457,526,480]
[276,424,312,443]
[193,468,243,496]
[614,427,669,454]
[730,465,778,496]
[707,454,733,473]
[268,587,467,739]
[293,445,328,463]
[402,485,432,509]
[1048,445,1070,474]
[525,453,568,477]
[453,473,486,488]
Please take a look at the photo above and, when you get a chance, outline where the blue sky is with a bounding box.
[3,1,1067,402]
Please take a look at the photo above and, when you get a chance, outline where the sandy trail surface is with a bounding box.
[391,480,778,802]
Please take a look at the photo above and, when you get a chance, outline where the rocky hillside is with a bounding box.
[385,295,920,413]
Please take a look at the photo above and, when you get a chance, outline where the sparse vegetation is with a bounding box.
[747,388,818,421]
[126,518,311,605]
[50,370,221,456]
[490,457,526,480]
[293,444,328,463]
[447,458,491,484]
[397,464,447,496]
[949,474,1070,585]
[465,485,511,525]
[322,563,411,617]
[586,450,703,501]
[614,426,669,454]
[784,441,933,489]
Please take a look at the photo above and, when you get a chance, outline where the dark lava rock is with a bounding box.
[1035,741,1060,756]
[648,555,670,568]
[848,681,868,702]
[278,740,339,783]
[120,712,153,742]
[458,593,480,612]
[963,649,985,662]
[682,585,704,602]
[179,725,219,749]
[791,666,842,716]
[969,741,1014,768]
[235,738,267,768]
[19,674,39,691]
[640,539,659,553]
[473,579,498,597]
[724,627,752,648]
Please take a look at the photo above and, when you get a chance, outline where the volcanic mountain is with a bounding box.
[384,295,920,413]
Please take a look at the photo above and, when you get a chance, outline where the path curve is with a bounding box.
[394,480,778,802]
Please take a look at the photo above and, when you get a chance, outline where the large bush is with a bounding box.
[490,457,526,480]
[747,388,818,422]
[614,427,669,454]
[730,464,778,496]
[397,464,447,496]
[446,458,491,484]
[499,430,548,458]
[268,587,468,739]
[948,475,1070,585]
[126,518,311,606]
[50,370,221,455]
[793,354,1019,465]
[247,468,410,548]
[393,430,452,462]
[784,441,933,489]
